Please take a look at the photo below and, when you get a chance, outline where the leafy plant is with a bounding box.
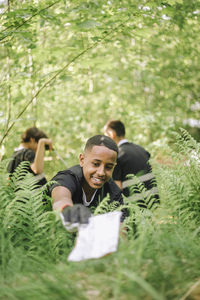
[154,129,200,228]
[0,130,200,299]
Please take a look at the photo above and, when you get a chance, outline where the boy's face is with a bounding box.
[79,145,117,191]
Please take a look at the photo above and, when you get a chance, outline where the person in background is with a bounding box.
[104,120,159,202]
[8,127,53,186]
[48,135,127,228]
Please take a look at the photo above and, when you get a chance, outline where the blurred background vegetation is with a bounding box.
[0,0,200,180]
[0,1,200,299]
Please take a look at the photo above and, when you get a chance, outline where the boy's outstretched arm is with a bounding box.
[52,186,73,211]
[52,186,91,227]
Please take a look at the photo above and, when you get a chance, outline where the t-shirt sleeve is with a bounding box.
[8,149,35,174]
[48,171,78,196]
[23,149,35,163]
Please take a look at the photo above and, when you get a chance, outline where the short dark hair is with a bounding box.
[84,135,118,155]
[21,127,48,143]
[105,120,125,137]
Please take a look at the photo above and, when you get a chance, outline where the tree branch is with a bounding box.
[0,17,130,146]
[0,0,61,42]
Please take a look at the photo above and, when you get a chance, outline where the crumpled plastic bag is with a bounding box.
[68,211,122,262]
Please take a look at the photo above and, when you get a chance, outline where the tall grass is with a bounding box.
[0,130,199,299]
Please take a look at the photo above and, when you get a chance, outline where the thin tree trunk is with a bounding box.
[4,0,11,133]
[28,49,37,126]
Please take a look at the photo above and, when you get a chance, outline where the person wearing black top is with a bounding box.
[104,120,158,200]
[49,165,123,209]
[8,127,53,186]
[49,135,127,226]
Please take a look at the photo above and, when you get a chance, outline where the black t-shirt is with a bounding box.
[113,142,153,196]
[8,148,47,186]
[48,165,127,220]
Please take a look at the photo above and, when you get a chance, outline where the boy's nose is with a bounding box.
[97,165,105,176]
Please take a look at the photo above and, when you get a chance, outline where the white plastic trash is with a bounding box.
[68,211,122,262]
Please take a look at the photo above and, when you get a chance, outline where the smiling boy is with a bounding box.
[49,135,126,225]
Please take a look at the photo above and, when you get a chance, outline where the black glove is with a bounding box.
[60,204,91,231]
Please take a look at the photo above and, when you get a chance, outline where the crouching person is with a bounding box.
[48,135,128,229]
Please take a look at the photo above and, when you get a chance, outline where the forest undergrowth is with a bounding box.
[0,130,199,300]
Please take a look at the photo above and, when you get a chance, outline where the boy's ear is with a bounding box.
[30,137,35,143]
[107,129,116,140]
[79,153,84,167]
[30,137,37,145]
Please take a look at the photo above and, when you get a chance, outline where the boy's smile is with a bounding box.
[79,145,117,192]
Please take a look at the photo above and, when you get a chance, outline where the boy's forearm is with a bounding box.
[31,138,53,174]
[31,140,45,173]
[52,186,73,211]
[52,198,73,211]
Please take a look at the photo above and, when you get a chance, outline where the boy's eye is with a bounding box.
[105,165,114,171]
[92,162,100,167]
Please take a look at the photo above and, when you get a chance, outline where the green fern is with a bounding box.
[93,195,119,215]
[0,130,200,299]
[0,160,75,279]
[124,174,159,210]
[154,129,200,228]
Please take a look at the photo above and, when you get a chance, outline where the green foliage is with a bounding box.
[1,0,200,172]
[154,129,200,227]
[0,0,200,298]
[0,131,200,299]
[93,195,119,215]
[0,162,75,280]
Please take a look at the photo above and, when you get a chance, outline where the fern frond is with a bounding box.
[93,195,113,215]
[153,130,200,228]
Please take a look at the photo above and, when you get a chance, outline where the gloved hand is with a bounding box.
[60,204,91,232]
